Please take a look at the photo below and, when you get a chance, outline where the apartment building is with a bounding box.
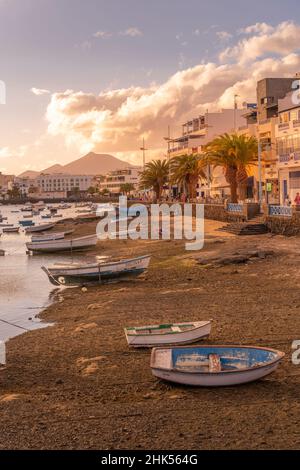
[98,166,141,194]
[276,91,300,204]
[36,173,95,194]
[0,172,14,190]
[14,176,38,196]
[169,108,248,198]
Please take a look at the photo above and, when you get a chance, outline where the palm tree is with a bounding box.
[170,154,206,201]
[204,133,257,202]
[139,159,169,202]
[120,183,135,195]
[234,134,258,200]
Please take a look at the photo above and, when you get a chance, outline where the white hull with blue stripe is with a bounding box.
[151,345,284,387]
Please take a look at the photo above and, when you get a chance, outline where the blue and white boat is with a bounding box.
[19,220,35,227]
[41,254,151,286]
[150,345,284,387]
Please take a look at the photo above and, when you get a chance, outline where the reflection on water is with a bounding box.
[0,203,90,342]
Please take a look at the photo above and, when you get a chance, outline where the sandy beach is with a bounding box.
[0,218,300,450]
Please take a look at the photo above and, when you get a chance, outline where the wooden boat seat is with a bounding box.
[208,354,221,372]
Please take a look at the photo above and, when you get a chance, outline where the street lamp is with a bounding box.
[140,138,148,171]
[163,125,172,198]
[258,140,276,207]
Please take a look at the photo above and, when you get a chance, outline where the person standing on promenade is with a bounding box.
[294,192,300,210]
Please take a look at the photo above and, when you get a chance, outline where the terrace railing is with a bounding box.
[227,203,243,213]
[269,205,292,217]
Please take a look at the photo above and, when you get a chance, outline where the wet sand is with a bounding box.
[0,218,300,450]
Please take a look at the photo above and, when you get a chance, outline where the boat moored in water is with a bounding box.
[150,345,285,387]
[41,254,151,286]
[26,234,98,253]
[2,226,20,233]
[25,223,56,233]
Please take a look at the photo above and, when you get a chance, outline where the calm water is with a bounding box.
[0,203,91,342]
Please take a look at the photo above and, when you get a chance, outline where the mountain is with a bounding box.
[62,152,131,175]
[41,164,64,174]
[18,153,132,177]
[18,170,40,179]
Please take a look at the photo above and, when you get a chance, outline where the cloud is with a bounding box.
[31,87,50,96]
[120,27,143,37]
[216,31,233,41]
[0,145,28,159]
[93,31,112,39]
[239,23,274,35]
[220,21,300,63]
[16,20,300,168]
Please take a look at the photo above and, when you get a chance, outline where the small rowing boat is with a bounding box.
[41,254,151,286]
[31,230,74,243]
[19,220,34,227]
[25,222,56,233]
[150,345,285,387]
[125,321,211,348]
[26,234,97,253]
[2,226,20,233]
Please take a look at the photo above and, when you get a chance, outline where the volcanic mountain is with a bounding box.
[18,152,132,177]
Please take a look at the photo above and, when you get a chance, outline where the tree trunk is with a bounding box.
[236,166,248,201]
[225,166,238,203]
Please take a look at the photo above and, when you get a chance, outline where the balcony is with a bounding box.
[293,119,300,128]
[279,154,290,163]
[278,123,290,130]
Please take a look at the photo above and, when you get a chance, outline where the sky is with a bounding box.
[1,0,300,174]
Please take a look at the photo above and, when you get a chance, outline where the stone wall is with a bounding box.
[264,211,300,235]
[204,204,245,222]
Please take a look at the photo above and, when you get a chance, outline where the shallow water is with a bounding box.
[0,203,91,342]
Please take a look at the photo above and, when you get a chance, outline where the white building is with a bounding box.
[36,173,95,194]
[276,92,300,204]
[14,176,38,196]
[98,166,141,194]
[169,108,248,198]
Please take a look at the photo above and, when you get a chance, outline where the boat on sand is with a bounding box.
[150,345,285,387]
[125,321,211,348]
[42,254,151,286]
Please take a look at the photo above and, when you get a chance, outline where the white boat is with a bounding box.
[21,205,32,212]
[150,345,285,387]
[42,254,151,286]
[25,223,56,233]
[31,230,74,243]
[125,321,211,348]
[26,234,98,253]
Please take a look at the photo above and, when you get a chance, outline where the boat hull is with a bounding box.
[152,361,280,386]
[126,322,211,348]
[151,345,284,387]
[26,235,97,253]
[42,255,150,286]
[25,223,55,233]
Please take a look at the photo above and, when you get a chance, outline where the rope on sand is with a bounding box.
[0,318,31,331]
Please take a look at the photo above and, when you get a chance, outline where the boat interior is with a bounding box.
[171,347,280,372]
